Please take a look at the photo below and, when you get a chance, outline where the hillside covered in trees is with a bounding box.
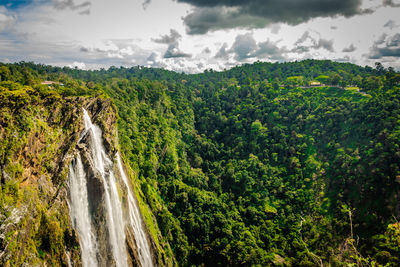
[1,60,400,266]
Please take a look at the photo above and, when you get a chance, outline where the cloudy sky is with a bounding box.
[0,0,399,72]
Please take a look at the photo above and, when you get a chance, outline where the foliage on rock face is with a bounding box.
[0,69,175,266]
[1,60,400,266]
[0,82,83,266]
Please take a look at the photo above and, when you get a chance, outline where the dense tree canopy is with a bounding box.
[1,60,400,266]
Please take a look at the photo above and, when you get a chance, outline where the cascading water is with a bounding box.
[68,108,153,267]
[68,154,99,267]
[82,109,127,267]
[116,153,153,267]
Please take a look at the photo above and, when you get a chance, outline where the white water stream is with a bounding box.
[68,109,153,267]
[116,153,153,267]
[68,154,99,267]
[82,109,127,267]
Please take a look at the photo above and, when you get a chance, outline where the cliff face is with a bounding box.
[0,86,161,266]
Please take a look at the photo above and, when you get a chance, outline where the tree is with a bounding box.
[375,62,385,75]
[329,73,342,86]
[363,76,383,91]
[0,66,11,81]
[315,75,329,85]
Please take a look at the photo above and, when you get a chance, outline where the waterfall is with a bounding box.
[82,109,128,267]
[68,154,99,267]
[116,153,154,267]
[68,108,153,267]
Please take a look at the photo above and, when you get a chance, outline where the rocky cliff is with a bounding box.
[0,85,167,266]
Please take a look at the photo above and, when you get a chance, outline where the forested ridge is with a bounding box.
[1,60,400,266]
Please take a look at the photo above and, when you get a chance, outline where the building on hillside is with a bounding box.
[41,81,58,85]
[309,81,322,86]
[41,81,64,86]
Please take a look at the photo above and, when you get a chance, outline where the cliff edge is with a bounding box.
[0,83,169,266]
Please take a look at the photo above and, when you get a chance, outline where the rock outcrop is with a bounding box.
[0,88,157,266]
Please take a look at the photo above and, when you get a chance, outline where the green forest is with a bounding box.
[1,59,400,266]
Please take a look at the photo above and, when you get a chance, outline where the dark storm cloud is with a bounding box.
[227,33,287,61]
[383,0,400,7]
[369,47,400,59]
[215,43,229,59]
[153,29,182,44]
[293,31,334,53]
[316,38,334,52]
[231,33,258,60]
[178,0,366,34]
[295,31,312,45]
[177,0,362,13]
[342,44,356,52]
[292,46,311,53]
[253,39,287,60]
[369,33,400,59]
[164,43,192,58]
[147,52,157,62]
[387,33,400,47]
[183,7,269,34]
[375,34,387,45]
[80,47,89,52]
[152,29,191,58]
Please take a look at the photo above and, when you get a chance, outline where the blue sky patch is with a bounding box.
[0,0,34,9]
